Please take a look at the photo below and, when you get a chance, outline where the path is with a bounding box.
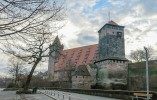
[39,89,122,100]
[0,88,55,100]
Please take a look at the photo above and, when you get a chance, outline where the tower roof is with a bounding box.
[49,35,64,51]
[108,20,119,25]
[98,20,124,33]
[52,35,61,46]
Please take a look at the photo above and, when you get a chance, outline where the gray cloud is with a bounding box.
[1,0,157,76]
[77,32,98,45]
[63,0,157,55]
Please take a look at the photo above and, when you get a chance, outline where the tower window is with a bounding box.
[117,32,122,38]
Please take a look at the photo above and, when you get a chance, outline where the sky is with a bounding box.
[0,0,157,77]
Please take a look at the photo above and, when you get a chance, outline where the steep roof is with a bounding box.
[52,35,61,46]
[108,20,119,25]
[54,44,99,71]
[72,65,90,76]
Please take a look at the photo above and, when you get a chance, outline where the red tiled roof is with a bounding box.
[108,20,118,26]
[55,44,99,71]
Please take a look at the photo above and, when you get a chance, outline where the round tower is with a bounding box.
[48,36,63,81]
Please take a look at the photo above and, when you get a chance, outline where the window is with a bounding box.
[79,49,82,52]
[86,50,90,53]
[117,32,122,38]
[82,61,86,64]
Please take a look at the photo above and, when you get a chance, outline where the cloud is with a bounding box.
[1,0,157,76]
[107,0,126,6]
[77,31,98,45]
[58,0,157,57]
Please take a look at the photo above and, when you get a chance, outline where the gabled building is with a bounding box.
[48,20,128,89]
[48,42,99,82]
[72,65,91,89]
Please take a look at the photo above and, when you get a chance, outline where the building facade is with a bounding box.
[98,21,125,60]
[48,20,128,89]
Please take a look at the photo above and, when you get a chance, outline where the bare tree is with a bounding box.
[65,61,75,82]
[130,50,145,62]
[2,25,64,92]
[130,46,153,62]
[0,0,65,37]
[8,56,26,85]
[0,0,65,92]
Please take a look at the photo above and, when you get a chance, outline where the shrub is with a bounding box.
[16,89,32,94]
[7,83,19,88]
[3,88,18,91]
[91,83,105,89]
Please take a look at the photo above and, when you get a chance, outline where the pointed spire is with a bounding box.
[52,35,61,45]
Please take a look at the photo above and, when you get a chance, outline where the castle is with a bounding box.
[48,20,129,89]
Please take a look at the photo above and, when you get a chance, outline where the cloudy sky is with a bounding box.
[0,0,157,77]
[60,0,157,54]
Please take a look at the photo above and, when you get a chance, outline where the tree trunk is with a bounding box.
[24,58,41,91]
[15,65,18,85]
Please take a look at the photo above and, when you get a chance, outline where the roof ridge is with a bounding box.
[63,44,98,51]
[108,20,118,25]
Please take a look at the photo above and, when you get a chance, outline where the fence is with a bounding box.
[38,88,157,100]
[39,89,88,100]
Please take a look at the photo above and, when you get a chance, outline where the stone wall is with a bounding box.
[50,81,72,88]
[86,65,97,85]
[54,71,70,81]
[128,60,157,91]
[99,24,125,60]
[72,75,92,89]
[48,53,55,81]
[96,59,128,89]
